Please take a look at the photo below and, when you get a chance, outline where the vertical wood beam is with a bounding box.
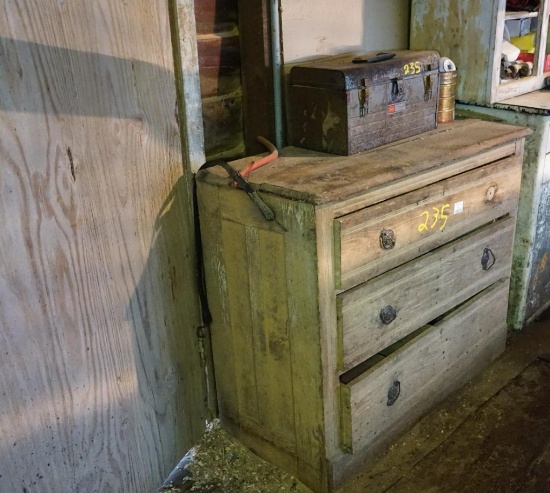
[171,0,207,173]
[0,1,209,490]
[169,0,217,418]
[238,0,277,154]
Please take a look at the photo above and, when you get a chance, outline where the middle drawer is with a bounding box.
[337,216,515,372]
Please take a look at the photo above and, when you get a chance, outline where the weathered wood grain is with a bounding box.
[197,181,329,492]
[197,120,526,492]
[194,0,238,35]
[173,0,207,173]
[193,0,244,160]
[411,0,499,103]
[338,217,515,371]
[336,153,522,290]
[0,1,206,491]
[196,34,241,98]
[340,281,508,455]
[411,0,550,103]
[203,120,530,208]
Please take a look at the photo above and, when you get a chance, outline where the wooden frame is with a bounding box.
[411,0,550,104]
[493,0,550,102]
[237,0,277,154]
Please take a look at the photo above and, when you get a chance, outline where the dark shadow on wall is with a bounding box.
[362,0,411,51]
[0,37,174,123]
[194,0,246,158]
[0,35,207,491]
[235,0,278,154]
[124,174,208,476]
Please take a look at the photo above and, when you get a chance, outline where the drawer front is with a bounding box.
[340,280,508,454]
[334,154,522,291]
[338,216,515,371]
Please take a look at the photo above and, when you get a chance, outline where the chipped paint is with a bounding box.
[411,0,495,103]
[532,252,549,289]
[456,104,550,328]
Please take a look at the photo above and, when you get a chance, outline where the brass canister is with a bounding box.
[438,71,457,123]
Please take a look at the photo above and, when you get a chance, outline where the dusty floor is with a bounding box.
[339,310,550,493]
[162,312,550,493]
[160,420,310,493]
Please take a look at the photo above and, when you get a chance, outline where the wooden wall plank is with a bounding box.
[194,0,239,35]
[172,0,207,172]
[194,0,244,160]
[192,0,276,158]
[197,35,242,98]
[238,0,276,154]
[0,1,207,491]
[249,227,296,445]
[201,95,245,159]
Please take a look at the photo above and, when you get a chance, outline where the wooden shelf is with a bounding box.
[411,0,550,104]
[505,11,539,20]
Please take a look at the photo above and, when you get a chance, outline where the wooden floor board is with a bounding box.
[339,317,550,493]
[384,358,550,493]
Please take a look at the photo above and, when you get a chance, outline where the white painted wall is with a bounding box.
[281,0,411,63]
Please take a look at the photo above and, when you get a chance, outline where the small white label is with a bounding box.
[454,201,464,215]
[387,102,407,115]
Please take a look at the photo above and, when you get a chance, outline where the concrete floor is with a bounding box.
[338,311,550,493]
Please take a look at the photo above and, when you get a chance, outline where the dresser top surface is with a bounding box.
[198,119,530,206]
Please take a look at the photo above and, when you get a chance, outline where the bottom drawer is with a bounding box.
[339,280,509,454]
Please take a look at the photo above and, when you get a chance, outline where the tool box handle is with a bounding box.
[352,52,396,64]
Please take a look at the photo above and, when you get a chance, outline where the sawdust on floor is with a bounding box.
[166,420,312,493]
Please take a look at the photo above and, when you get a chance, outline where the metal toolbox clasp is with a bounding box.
[357,78,369,117]
[391,78,404,102]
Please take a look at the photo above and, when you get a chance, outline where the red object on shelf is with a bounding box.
[506,0,540,11]
[517,52,550,72]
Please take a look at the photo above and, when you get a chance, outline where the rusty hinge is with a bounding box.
[358,79,369,117]
[423,74,433,101]
[197,325,218,419]
[391,78,404,103]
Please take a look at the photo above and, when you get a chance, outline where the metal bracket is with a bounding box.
[379,228,397,250]
[391,79,404,102]
[358,79,369,117]
[424,74,433,101]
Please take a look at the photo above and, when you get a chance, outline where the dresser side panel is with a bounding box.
[197,180,328,491]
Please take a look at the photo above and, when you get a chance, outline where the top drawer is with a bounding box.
[334,154,522,291]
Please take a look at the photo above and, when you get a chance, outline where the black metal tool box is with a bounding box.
[288,50,440,155]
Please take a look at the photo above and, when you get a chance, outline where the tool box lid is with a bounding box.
[289,50,440,91]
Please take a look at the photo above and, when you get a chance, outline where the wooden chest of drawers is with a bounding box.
[196,120,529,492]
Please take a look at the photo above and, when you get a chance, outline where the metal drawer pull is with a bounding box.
[387,380,401,406]
[380,305,397,325]
[481,247,496,271]
[486,185,497,202]
[379,228,396,250]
